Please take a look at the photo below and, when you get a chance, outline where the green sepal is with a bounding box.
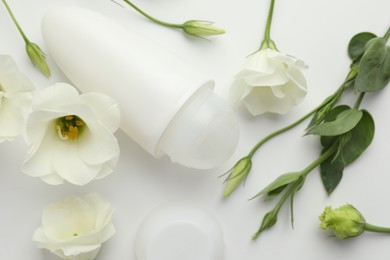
[306,95,337,130]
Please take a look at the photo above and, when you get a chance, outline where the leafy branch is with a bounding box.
[224,26,390,239]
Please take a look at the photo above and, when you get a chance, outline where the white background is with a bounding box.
[1,0,390,259]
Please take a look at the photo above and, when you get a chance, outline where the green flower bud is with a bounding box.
[253,210,278,240]
[319,204,366,239]
[182,20,225,38]
[223,156,252,198]
[26,41,51,77]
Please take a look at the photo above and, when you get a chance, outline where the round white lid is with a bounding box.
[135,204,224,260]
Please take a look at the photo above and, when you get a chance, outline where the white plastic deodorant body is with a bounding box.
[41,7,239,169]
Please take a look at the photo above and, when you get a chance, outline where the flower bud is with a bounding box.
[253,210,278,240]
[182,20,225,38]
[223,156,252,198]
[319,204,366,239]
[25,41,51,77]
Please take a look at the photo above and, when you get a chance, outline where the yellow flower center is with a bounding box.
[55,115,85,141]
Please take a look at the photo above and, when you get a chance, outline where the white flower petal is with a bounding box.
[0,56,35,141]
[53,141,102,185]
[244,87,294,115]
[67,223,116,248]
[42,196,96,241]
[24,111,64,158]
[230,78,253,105]
[240,50,277,75]
[33,194,115,260]
[269,85,286,99]
[78,126,119,165]
[33,83,80,111]
[0,55,35,93]
[231,48,308,115]
[80,92,120,133]
[94,155,119,181]
[287,66,308,92]
[22,126,56,177]
[0,98,25,140]
[41,174,64,185]
[33,227,60,251]
[244,63,289,87]
[57,246,100,259]
[282,80,307,105]
[83,193,114,228]
[24,83,120,185]
[267,49,308,69]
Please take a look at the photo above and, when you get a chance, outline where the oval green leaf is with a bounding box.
[320,150,344,195]
[339,110,375,165]
[307,108,363,136]
[319,110,375,195]
[348,32,376,60]
[355,38,390,92]
[320,105,350,148]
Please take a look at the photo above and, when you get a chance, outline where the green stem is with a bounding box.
[2,0,29,43]
[353,92,365,109]
[259,0,276,49]
[264,0,275,42]
[364,223,390,233]
[248,110,314,158]
[271,142,338,226]
[383,26,390,43]
[301,142,338,177]
[247,91,342,159]
[274,179,300,213]
[121,0,182,28]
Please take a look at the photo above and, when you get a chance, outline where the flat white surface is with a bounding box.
[0,0,389,259]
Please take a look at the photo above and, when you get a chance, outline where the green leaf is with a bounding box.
[338,110,375,165]
[355,37,390,92]
[348,32,377,60]
[319,110,375,194]
[320,151,344,195]
[307,108,363,136]
[252,172,302,199]
[320,105,350,148]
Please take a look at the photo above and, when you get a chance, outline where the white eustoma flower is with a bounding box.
[33,193,116,260]
[0,55,35,142]
[231,48,308,115]
[23,83,120,185]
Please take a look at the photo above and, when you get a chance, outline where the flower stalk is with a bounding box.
[253,142,338,239]
[223,81,348,197]
[364,223,390,234]
[260,0,276,50]
[118,0,225,38]
[225,24,389,241]
[1,0,51,77]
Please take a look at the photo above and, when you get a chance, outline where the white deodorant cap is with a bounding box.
[41,6,239,169]
[135,204,224,260]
